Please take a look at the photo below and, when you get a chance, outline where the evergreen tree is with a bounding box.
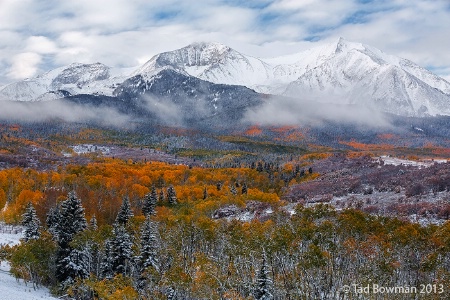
[115,196,134,226]
[256,162,264,172]
[159,190,165,203]
[230,185,237,196]
[254,253,273,300]
[242,182,248,195]
[295,165,300,176]
[139,216,159,271]
[203,187,208,200]
[57,192,88,248]
[22,202,40,242]
[46,205,61,237]
[55,192,88,283]
[142,186,157,216]
[58,248,90,286]
[166,185,177,205]
[111,224,133,275]
[89,214,98,230]
[100,239,114,279]
[166,287,177,300]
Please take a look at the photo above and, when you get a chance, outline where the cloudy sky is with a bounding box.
[1,0,449,86]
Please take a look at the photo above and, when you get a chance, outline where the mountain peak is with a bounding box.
[333,37,365,54]
[3,39,450,117]
[186,41,230,52]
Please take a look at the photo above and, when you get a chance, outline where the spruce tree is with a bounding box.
[115,196,134,226]
[111,224,133,275]
[57,191,88,248]
[230,185,237,196]
[100,239,114,279]
[203,187,208,200]
[22,202,40,242]
[254,253,273,300]
[55,192,88,283]
[57,248,90,285]
[139,216,159,271]
[46,205,61,237]
[142,186,157,216]
[166,287,177,300]
[166,185,177,205]
[89,214,98,230]
[242,182,248,195]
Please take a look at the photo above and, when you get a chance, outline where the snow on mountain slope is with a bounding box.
[0,63,129,102]
[133,39,450,116]
[133,41,344,94]
[2,38,450,116]
[133,42,275,92]
[284,38,450,116]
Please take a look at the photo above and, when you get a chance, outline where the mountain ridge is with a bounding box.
[1,38,450,117]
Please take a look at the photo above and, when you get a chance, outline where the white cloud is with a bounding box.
[0,0,449,85]
[266,0,356,28]
[26,36,58,54]
[8,52,42,79]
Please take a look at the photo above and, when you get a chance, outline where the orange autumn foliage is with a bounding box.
[0,155,326,225]
[340,140,395,151]
[244,126,263,136]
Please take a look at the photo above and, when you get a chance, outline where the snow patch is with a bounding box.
[71,144,111,155]
[0,261,58,300]
[375,155,447,168]
[0,223,23,247]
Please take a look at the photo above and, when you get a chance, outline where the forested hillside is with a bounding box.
[0,121,449,299]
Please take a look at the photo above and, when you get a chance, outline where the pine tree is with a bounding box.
[242,182,248,195]
[111,224,133,275]
[57,191,88,248]
[55,192,88,283]
[58,248,90,286]
[46,205,61,237]
[166,185,177,205]
[22,202,40,242]
[203,187,208,200]
[166,287,177,300]
[115,196,134,226]
[254,253,273,300]
[142,186,157,216]
[230,185,237,196]
[100,239,114,279]
[159,190,165,202]
[139,216,159,271]
[89,214,98,230]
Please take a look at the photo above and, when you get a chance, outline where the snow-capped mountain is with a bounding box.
[132,42,278,93]
[0,63,128,102]
[131,39,450,116]
[283,38,450,116]
[1,38,450,117]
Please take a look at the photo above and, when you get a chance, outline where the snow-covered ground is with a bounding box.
[0,223,22,247]
[71,144,111,155]
[0,261,58,300]
[375,155,448,168]
[0,223,58,300]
